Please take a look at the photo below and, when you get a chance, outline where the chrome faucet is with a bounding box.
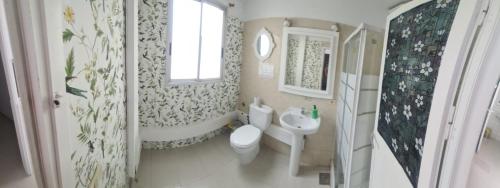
[301,107,306,115]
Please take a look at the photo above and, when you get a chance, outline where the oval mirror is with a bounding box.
[254,28,274,62]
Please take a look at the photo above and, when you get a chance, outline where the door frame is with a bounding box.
[16,0,142,186]
[16,0,76,187]
[369,0,486,187]
[38,0,77,186]
[438,0,500,187]
[0,0,34,176]
[7,0,68,187]
[337,23,368,188]
[126,0,141,179]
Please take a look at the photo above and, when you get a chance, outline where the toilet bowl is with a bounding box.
[230,104,272,164]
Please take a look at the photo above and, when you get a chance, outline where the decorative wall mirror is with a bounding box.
[254,28,275,62]
[278,22,339,99]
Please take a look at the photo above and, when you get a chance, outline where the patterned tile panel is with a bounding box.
[377,0,460,186]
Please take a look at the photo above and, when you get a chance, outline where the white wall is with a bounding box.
[241,0,392,28]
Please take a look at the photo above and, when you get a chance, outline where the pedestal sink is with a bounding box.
[280,108,321,176]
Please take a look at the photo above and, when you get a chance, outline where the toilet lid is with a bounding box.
[230,125,262,148]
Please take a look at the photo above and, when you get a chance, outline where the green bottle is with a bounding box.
[311,105,319,119]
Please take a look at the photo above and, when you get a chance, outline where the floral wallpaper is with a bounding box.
[284,38,327,90]
[377,0,460,187]
[138,0,243,128]
[142,127,228,149]
[301,39,326,90]
[285,38,299,85]
[63,0,127,187]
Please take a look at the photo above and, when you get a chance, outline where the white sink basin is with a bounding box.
[279,108,321,176]
[280,111,320,135]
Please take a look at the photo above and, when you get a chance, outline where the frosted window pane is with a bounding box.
[171,0,201,80]
[199,3,224,79]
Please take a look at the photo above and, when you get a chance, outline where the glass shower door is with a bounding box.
[336,28,363,188]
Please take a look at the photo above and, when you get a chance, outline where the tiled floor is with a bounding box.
[132,134,331,188]
[0,115,38,188]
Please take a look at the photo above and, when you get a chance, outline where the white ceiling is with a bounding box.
[237,0,409,9]
[230,0,412,27]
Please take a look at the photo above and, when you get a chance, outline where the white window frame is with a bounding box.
[166,0,226,85]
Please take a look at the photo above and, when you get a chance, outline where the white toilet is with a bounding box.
[230,103,273,164]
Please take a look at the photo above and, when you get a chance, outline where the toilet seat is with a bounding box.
[230,125,262,148]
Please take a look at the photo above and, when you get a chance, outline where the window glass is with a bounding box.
[199,3,224,79]
[171,0,201,80]
[169,0,224,81]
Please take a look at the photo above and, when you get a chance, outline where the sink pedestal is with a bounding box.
[289,132,304,176]
[279,109,320,177]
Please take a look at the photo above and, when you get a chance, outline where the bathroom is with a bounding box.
[1,0,500,188]
[135,0,382,186]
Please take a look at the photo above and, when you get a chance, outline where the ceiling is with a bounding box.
[235,0,412,27]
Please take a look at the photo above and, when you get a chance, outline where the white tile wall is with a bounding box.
[341,136,348,170]
[350,147,372,174]
[346,88,355,109]
[350,168,370,188]
[343,110,353,142]
[353,114,376,149]
[360,75,380,90]
[341,72,347,82]
[347,74,357,88]
[339,80,346,99]
[335,73,379,188]
[357,90,378,115]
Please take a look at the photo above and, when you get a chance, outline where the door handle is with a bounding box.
[53,92,63,108]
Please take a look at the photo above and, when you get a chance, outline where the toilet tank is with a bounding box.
[249,104,273,130]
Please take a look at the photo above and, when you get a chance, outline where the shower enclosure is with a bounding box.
[335,24,384,188]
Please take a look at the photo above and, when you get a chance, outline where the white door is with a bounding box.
[38,0,78,187]
[0,0,33,175]
[369,0,484,188]
[437,0,499,186]
[37,0,130,187]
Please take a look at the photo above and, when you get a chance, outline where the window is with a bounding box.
[167,0,225,83]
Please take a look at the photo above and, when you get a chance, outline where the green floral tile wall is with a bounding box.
[377,0,460,187]
[63,0,127,187]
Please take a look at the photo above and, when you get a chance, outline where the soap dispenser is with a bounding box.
[311,105,319,119]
